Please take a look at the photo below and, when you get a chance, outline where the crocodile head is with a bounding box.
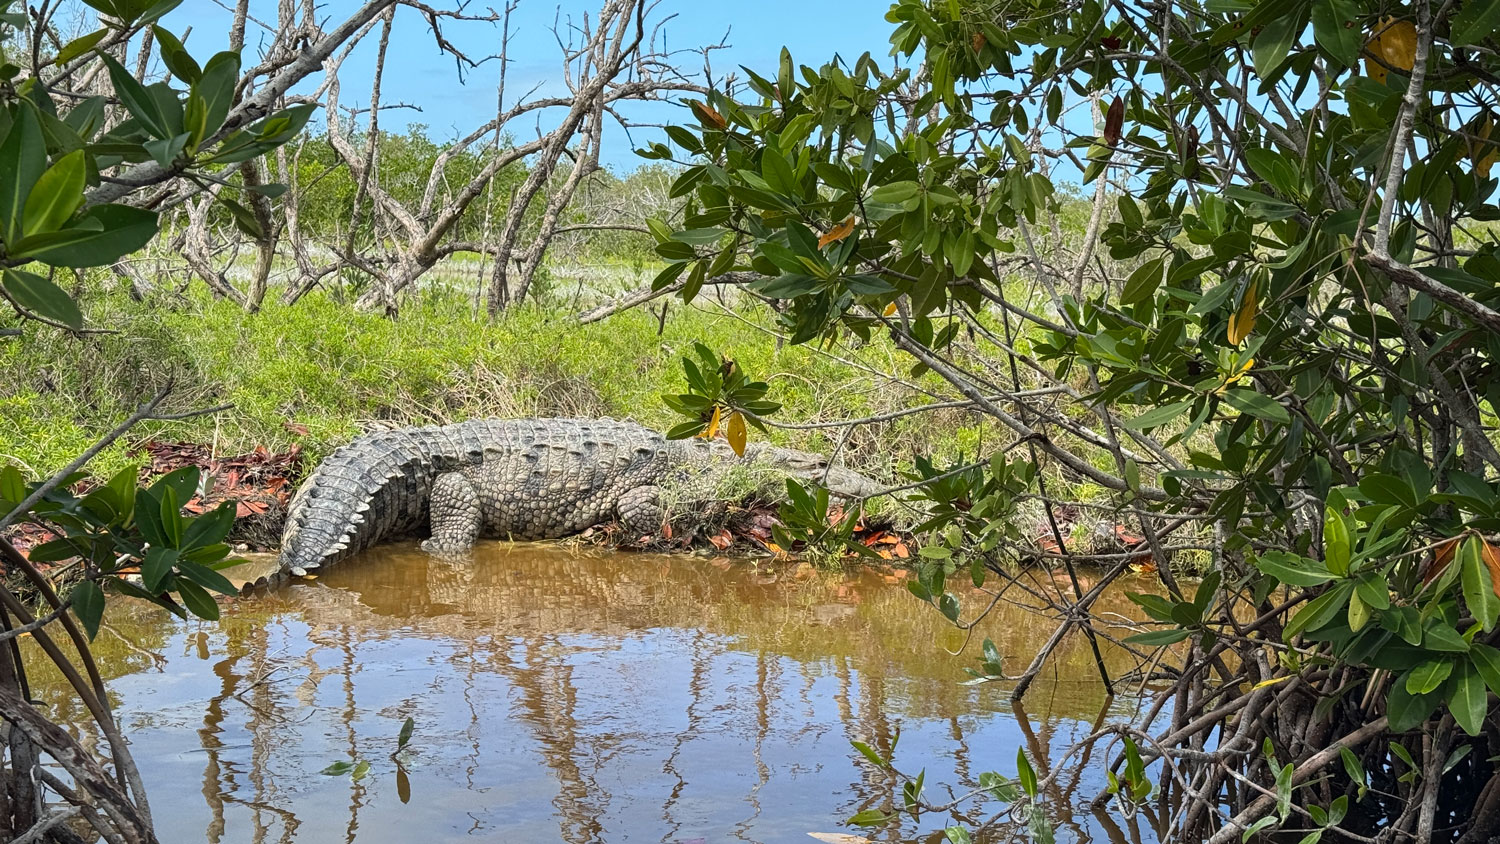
[745,443,884,500]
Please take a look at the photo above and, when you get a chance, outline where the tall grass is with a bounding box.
[1,279,991,483]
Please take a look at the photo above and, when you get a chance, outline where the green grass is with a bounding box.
[1,277,993,484]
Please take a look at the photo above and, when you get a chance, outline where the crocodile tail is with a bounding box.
[254,423,489,590]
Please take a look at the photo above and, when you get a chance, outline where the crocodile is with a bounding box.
[248,417,880,589]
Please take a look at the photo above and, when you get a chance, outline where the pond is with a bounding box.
[32,544,1163,843]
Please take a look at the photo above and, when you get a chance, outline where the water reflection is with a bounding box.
[29,543,1162,843]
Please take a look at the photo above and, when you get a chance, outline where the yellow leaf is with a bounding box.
[726,411,747,456]
[1364,18,1416,84]
[1251,675,1292,690]
[1213,357,1255,394]
[818,216,857,248]
[702,405,722,440]
[1227,280,1259,346]
[882,303,898,317]
[1469,116,1497,181]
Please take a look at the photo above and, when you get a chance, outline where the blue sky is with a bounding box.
[162,1,903,172]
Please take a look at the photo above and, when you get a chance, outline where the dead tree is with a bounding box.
[300,0,704,315]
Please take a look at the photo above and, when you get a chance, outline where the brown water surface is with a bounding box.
[30,543,1161,843]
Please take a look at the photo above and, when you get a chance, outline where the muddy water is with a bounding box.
[32,544,1162,843]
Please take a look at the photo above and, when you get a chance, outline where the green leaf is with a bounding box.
[159,485,183,547]
[1470,643,1500,697]
[1251,12,1297,77]
[141,547,178,593]
[320,761,356,776]
[1127,628,1192,646]
[0,465,26,507]
[397,716,415,750]
[1452,0,1500,46]
[351,759,371,781]
[2,269,83,329]
[1425,623,1471,652]
[1017,748,1038,797]
[176,578,220,621]
[1406,659,1454,695]
[1274,761,1293,820]
[870,180,920,205]
[1127,591,1179,622]
[1284,581,1352,640]
[1323,507,1351,577]
[11,204,159,267]
[1462,536,1500,631]
[71,580,105,641]
[848,809,893,827]
[1449,659,1488,736]
[192,52,241,140]
[151,25,202,83]
[0,103,45,245]
[1121,255,1166,305]
[100,53,176,139]
[53,29,107,66]
[1222,389,1290,424]
[944,827,973,844]
[22,149,85,236]
[1122,400,1194,430]
[1254,551,1334,588]
[176,560,237,596]
[181,501,236,551]
[1242,817,1279,843]
[1311,0,1362,67]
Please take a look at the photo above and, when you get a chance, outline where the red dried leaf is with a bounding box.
[1103,95,1125,146]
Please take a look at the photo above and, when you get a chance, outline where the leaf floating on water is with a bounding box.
[808,834,872,843]
[397,716,415,750]
[320,761,356,776]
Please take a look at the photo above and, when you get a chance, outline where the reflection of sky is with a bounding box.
[111,621,1140,843]
[75,546,1161,844]
[155,1,901,172]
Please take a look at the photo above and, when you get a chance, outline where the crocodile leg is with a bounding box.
[421,471,481,554]
[617,484,665,538]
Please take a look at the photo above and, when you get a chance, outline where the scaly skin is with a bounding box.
[251,417,880,589]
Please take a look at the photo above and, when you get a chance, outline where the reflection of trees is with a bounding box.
[34,543,1158,843]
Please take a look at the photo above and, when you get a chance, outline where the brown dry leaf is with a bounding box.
[1103,95,1125,146]
[709,530,733,550]
[1227,279,1259,346]
[971,32,986,52]
[818,216,857,248]
[1482,540,1500,598]
[283,420,310,436]
[892,543,910,559]
[1424,537,1461,585]
[726,410,747,456]
[689,100,727,130]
